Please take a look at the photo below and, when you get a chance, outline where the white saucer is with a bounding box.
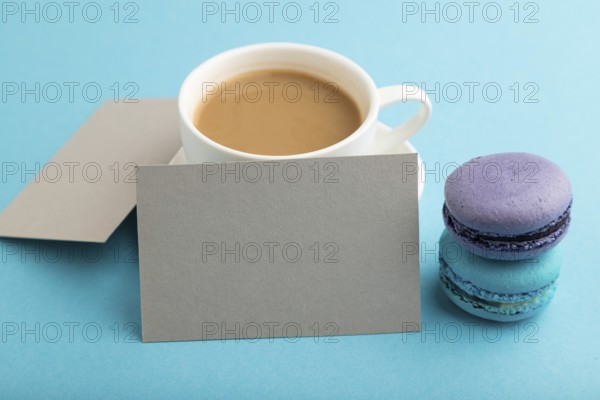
[169,122,424,199]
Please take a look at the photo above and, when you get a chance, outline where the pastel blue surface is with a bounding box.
[1,1,599,398]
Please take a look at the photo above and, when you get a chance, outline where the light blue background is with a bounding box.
[1,1,598,398]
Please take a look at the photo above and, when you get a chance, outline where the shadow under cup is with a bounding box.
[179,43,379,161]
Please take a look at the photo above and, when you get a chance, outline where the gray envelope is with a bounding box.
[0,99,181,243]
[137,154,421,342]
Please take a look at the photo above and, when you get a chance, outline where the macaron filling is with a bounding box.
[439,258,557,316]
[443,202,571,250]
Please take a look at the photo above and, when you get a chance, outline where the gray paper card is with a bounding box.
[137,154,420,343]
[0,99,181,243]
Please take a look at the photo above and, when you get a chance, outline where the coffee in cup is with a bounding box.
[193,69,363,156]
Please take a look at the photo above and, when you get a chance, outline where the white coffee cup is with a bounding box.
[179,42,432,163]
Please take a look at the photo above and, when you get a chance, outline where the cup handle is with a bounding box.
[365,85,432,154]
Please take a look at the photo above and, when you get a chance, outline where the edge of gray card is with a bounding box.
[0,99,181,243]
[137,154,421,343]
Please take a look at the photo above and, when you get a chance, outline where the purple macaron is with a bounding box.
[443,153,572,260]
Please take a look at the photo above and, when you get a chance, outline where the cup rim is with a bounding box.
[178,42,379,160]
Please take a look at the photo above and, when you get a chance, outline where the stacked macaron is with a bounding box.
[439,153,572,321]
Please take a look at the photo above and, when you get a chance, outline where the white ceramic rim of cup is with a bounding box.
[178,42,379,161]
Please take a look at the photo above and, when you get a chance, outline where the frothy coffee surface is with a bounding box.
[193,69,362,156]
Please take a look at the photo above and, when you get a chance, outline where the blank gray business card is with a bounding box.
[0,99,181,243]
[137,154,420,342]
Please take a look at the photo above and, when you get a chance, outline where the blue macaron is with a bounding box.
[438,229,561,322]
[443,153,572,260]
